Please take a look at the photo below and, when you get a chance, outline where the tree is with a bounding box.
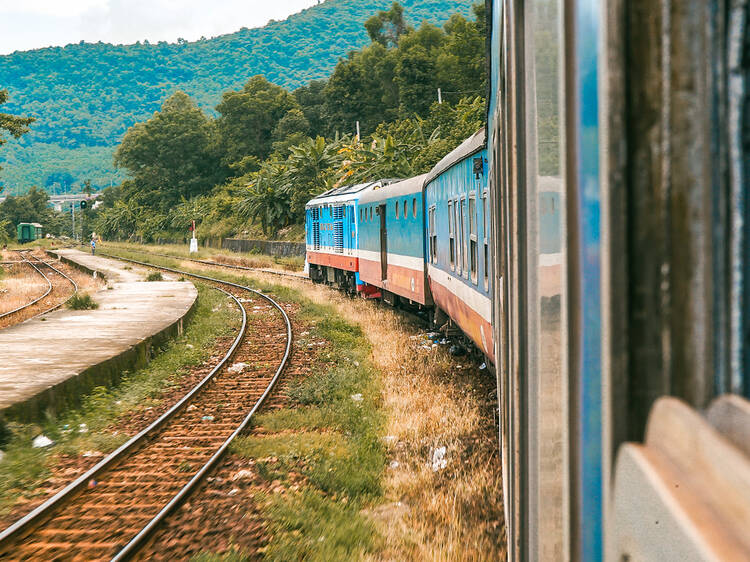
[114,91,224,210]
[216,76,298,168]
[271,108,311,156]
[395,44,438,116]
[365,2,410,47]
[0,89,34,176]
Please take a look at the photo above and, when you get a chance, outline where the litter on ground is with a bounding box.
[431,446,448,472]
[32,435,54,448]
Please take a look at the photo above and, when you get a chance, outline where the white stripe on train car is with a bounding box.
[357,249,424,271]
[539,252,563,267]
[427,264,492,323]
[306,245,357,257]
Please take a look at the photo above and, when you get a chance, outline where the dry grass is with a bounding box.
[225,271,506,561]
[100,248,507,560]
[0,265,49,315]
[106,241,304,272]
[0,251,104,319]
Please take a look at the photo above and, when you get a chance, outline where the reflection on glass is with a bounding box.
[527,0,565,558]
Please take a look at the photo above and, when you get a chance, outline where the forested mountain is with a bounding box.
[0,0,476,195]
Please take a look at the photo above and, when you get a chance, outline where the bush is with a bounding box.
[145,271,163,282]
[67,292,99,310]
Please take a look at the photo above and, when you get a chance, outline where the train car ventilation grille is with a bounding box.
[334,222,344,253]
[312,207,320,250]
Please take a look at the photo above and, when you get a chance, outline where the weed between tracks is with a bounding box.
[102,247,504,561]
[0,284,240,521]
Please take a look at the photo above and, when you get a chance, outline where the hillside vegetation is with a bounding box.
[0,0,476,195]
[87,2,486,243]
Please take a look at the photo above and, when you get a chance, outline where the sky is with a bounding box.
[0,0,321,55]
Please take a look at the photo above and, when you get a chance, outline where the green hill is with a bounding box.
[0,0,475,195]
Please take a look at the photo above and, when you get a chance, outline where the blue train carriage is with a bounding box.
[17,222,43,244]
[424,128,494,363]
[305,181,391,293]
[357,174,432,307]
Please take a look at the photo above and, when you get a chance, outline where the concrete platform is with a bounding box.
[0,249,198,421]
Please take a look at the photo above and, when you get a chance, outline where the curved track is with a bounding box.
[0,252,78,324]
[0,258,293,561]
[105,245,308,281]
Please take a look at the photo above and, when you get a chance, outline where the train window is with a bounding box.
[521,0,567,556]
[483,192,489,291]
[469,196,478,284]
[369,207,373,221]
[413,198,417,218]
[428,206,437,264]
[448,201,455,270]
[395,200,400,219]
[459,198,467,277]
[403,200,408,219]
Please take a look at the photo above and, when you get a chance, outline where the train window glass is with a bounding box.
[459,198,467,277]
[469,196,478,284]
[413,198,417,218]
[448,201,455,270]
[483,192,489,291]
[523,0,566,556]
[395,200,400,219]
[404,200,408,219]
[429,206,437,264]
[369,207,373,221]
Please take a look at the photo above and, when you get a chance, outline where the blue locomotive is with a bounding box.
[307,0,750,558]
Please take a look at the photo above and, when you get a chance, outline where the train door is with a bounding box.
[379,204,388,280]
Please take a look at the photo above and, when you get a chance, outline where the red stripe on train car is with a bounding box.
[429,278,495,364]
[307,251,359,272]
[359,258,428,305]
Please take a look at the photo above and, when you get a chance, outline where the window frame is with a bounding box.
[469,193,478,284]
[448,200,455,270]
[459,196,467,277]
[428,204,437,264]
[483,190,489,291]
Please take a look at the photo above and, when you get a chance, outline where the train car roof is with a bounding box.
[424,127,486,186]
[358,174,428,205]
[305,179,400,208]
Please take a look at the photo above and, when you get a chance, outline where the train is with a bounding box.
[16,222,43,244]
[307,0,750,559]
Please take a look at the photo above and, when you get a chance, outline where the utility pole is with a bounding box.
[438,88,443,104]
[356,121,361,142]
[71,202,76,241]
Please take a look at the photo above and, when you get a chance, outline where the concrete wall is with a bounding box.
[222,238,305,257]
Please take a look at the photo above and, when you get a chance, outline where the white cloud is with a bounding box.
[0,0,320,54]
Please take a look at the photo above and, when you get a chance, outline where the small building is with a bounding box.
[17,222,43,243]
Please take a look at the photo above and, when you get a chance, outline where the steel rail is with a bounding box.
[25,254,79,315]
[103,244,309,281]
[0,281,249,550]
[101,253,294,561]
[97,253,294,560]
[0,253,53,321]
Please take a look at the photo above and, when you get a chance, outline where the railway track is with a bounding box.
[0,252,78,325]
[103,245,309,281]
[0,258,293,561]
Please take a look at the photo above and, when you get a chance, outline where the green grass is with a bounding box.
[101,245,387,559]
[107,241,305,272]
[0,284,241,517]
[145,271,163,282]
[234,299,385,560]
[66,292,99,310]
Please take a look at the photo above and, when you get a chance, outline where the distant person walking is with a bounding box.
[90,237,96,255]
